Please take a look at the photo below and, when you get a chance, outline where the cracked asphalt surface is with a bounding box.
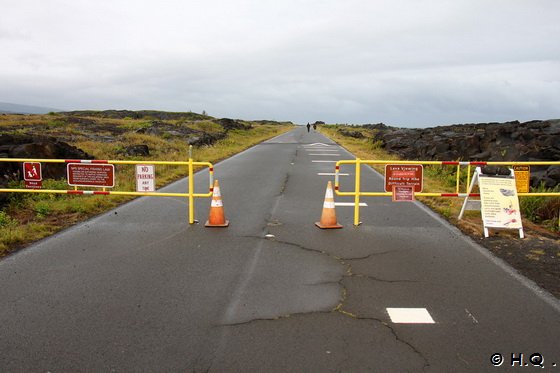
[1,127,559,372]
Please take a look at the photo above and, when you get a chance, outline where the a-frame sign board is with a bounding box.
[459,167,524,238]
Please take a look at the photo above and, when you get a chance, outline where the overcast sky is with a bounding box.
[1,0,559,127]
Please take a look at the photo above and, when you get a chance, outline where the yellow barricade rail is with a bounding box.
[0,149,214,224]
[334,159,560,226]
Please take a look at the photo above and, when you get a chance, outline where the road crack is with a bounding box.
[346,273,419,284]
[219,306,430,371]
[339,248,412,261]
[353,315,431,371]
[270,238,333,257]
[278,172,290,196]
[225,232,430,371]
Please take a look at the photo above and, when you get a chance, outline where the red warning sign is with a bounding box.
[67,163,115,187]
[23,162,42,181]
[392,185,415,202]
[385,164,423,192]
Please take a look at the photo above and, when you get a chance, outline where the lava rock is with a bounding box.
[0,134,92,206]
[124,145,150,156]
[369,119,559,187]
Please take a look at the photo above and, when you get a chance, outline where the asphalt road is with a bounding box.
[1,127,559,372]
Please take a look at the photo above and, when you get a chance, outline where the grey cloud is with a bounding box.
[1,0,559,126]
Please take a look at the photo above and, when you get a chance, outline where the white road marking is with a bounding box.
[386,308,435,324]
[465,308,479,324]
[308,154,341,156]
[312,160,337,163]
[304,143,331,147]
[317,173,349,176]
[334,202,368,207]
[305,149,340,152]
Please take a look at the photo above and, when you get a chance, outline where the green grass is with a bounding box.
[188,120,223,134]
[0,210,17,228]
[520,184,560,231]
[118,120,153,131]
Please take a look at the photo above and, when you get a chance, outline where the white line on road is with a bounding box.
[312,160,337,163]
[308,154,341,156]
[303,148,336,150]
[318,173,349,176]
[465,308,479,324]
[386,308,435,324]
[303,143,332,147]
[334,202,368,207]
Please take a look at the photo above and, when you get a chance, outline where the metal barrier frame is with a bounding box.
[334,159,560,226]
[0,146,213,224]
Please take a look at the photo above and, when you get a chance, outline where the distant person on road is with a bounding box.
[313,123,317,131]
[306,123,310,132]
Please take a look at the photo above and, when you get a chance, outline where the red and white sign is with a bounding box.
[23,162,43,189]
[392,185,415,202]
[385,164,423,192]
[67,163,115,187]
[25,180,42,189]
[135,164,155,192]
[23,162,42,181]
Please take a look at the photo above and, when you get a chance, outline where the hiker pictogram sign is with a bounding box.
[23,162,43,189]
[23,162,42,181]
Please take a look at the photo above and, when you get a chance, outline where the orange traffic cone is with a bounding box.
[205,180,229,227]
[315,181,343,229]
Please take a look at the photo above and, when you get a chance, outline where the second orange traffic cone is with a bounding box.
[205,180,229,227]
[315,181,343,229]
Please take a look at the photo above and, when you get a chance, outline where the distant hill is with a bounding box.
[0,102,60,114]
[60,109,212,121]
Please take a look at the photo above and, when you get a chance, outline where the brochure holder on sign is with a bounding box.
[459,167,524,238]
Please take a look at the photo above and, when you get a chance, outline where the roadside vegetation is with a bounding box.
[318,124,560,235]
[0,113,293,255]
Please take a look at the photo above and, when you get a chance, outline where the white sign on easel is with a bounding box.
[459,167,524,238]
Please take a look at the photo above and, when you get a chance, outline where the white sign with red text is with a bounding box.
[135,164,156,192]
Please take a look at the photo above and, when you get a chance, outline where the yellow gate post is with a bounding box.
[188,145,195,224]
[354,158,362,226]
